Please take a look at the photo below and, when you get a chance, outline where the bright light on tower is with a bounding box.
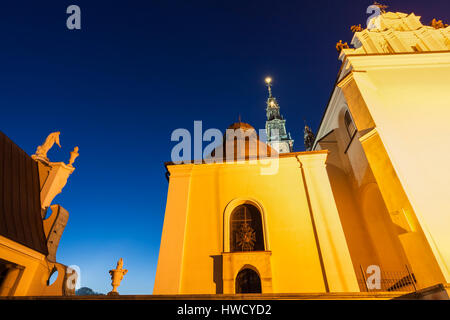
[265,77,272,84]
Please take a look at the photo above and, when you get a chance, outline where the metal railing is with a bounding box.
[357,265,417,292]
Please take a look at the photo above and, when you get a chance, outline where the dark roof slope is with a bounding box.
[0,131,48,255]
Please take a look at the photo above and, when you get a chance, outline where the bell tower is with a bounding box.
[264,77,294,153]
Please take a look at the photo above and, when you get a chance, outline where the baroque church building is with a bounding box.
[154,9,450,298]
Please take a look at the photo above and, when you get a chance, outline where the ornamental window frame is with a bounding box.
[223,198,269,253]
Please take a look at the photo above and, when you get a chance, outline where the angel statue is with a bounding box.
[33,132,61,161]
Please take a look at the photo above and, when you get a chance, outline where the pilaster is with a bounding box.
[298,153,360,292]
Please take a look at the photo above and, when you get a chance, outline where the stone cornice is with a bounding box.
[344,51,450,70]
[358,127,378,144]
[0,235,46,261]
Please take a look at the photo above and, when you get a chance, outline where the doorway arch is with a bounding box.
[235,267,262,293]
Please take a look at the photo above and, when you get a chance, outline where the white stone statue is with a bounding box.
[33,132,61,161]
[108,258,128,295]
[68,146,79,167]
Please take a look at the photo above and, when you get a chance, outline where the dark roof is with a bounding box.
[0,131,48,255]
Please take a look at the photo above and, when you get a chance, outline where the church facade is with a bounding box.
[154,124,358,294]
[154,9,450,297]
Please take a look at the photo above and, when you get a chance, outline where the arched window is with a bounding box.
[235,268,262,293]
[230,204,264,252]
[344,110,357,139]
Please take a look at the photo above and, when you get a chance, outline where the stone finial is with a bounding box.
[336,40,349,53]
[33,132,61,162]
[108,258,128,295]
[68,146,79,167]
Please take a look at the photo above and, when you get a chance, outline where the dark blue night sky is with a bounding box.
[1,0,448,294]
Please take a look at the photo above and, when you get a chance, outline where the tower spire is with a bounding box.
[304,122,315,151]
[265,77,273,98]
[263,76,294,153]
[265,77,281,120]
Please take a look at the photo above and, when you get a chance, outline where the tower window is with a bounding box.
[344,110,357,139]
[230,204,264,252]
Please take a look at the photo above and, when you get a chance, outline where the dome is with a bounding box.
[227,122,255,131]
[204,121,277,162]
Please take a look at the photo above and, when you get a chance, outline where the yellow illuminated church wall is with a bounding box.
[314,11,450,291]
[346,53,450,286]
[155,10,450,296]
[154,146,359,294]
[0,236,69,296]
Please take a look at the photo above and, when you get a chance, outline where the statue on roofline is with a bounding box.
[68,146,79,167]
[108,258,128,295]
[33,131,61,161]
[430,18,449,29]
[336,40,349,53]
[373,1,388,14]
[351,24,363,33]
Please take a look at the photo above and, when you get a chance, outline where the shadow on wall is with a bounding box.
[210,255,223,294]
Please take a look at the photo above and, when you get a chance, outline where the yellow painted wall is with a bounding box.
[0,235,69,296]
[345,52,450,284]
[0,235,43,296]
[316,109,411,284]
[154,152,359,294]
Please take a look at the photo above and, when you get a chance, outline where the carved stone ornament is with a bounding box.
[108,258,128,295]
[237,223,256,251]
[336,40,349,53]
[32,132,61,162]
